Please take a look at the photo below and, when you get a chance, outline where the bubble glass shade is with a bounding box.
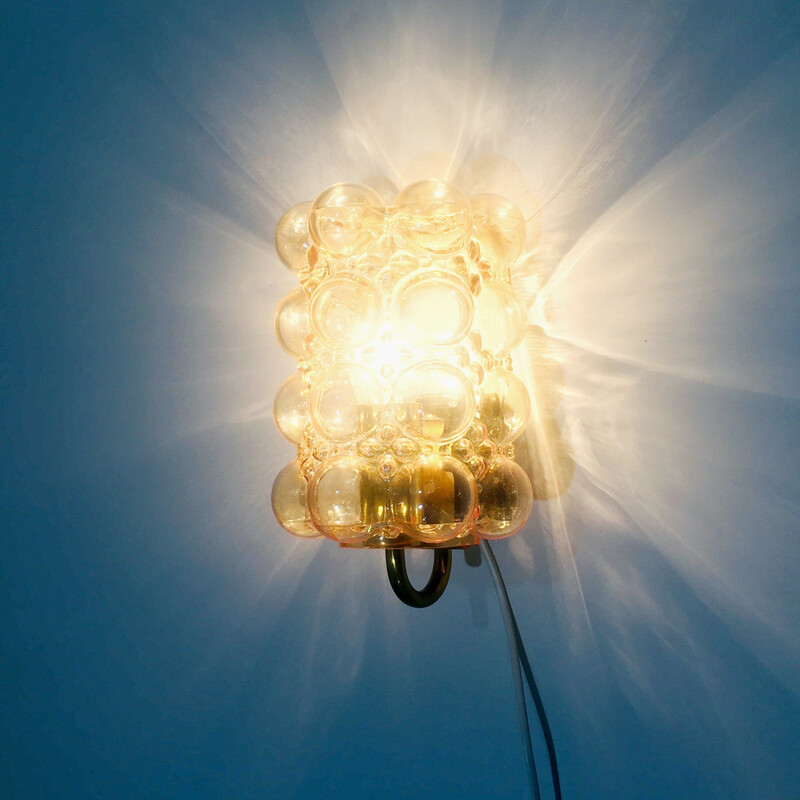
[272,180,533,549]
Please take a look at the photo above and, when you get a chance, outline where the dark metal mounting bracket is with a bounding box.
[385,548,452,608]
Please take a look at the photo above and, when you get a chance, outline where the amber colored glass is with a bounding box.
[272,180,533,547]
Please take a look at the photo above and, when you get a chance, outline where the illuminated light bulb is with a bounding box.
[479,369,531,444]
[391,361,476,443]
[476,457,533,538]
[310,273,381,350]
[393,180,472,254]
[273,373,309,444]
[275,287,311,356]
[390,455,477,542]
[308,456,387,542]
[271,463,320,538]
[360,335,414,377]
[310,364,382,443]
[392,268,474,346]
[309,183,385,257]
[275,201,313,272]
[474,280,527,354]
[469,193,526,271]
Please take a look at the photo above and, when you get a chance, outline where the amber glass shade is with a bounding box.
[272,180,533,547]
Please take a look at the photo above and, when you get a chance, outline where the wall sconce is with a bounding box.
[271,179,533,607]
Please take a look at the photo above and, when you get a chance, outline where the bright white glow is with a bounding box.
[132,1,800,780]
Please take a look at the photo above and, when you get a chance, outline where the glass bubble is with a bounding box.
[479,369,530,444]
[273,373,308,444]
[308,456,387,543]
[300,456,320,481]
[449,346,471,369]
[393,180,472,254]
[466,361,485,386]
[451,437,473,461]
[310,364,382,443]
[275,201,312,272]
[392,269,473,347]
[391,437,420,461]
[357,437,383,459]
[474,280,526,354]
[392,361,475,442]
[275,287,311,356]
[467,421,488,444]
[271,462,320,538]
[312,440,331,460]
[375,249,420,295]
[468,455,487,480]
[477,440,497,460]
[436,253,469,282]
[469,194,526,270]
[355,251,388,279]
[378,453,398,478]
[310,274,381,350]
[309,183,385,257]
[390,455,477,542]
[378,423,398,444]
[360,335,414,376]
[476,457,533,538]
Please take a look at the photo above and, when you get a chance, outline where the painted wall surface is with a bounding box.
[3,1,800,798]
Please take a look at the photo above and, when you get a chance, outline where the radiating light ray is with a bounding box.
[118,4,800,782]
[541,48,800,390]
[532,45,800,701]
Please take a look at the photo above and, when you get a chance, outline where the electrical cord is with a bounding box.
[481,539,540,800]
[480,540,562,800]
[513,617,563,800]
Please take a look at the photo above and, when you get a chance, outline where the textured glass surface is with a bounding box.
[274,287,311,357]
[309,183,384,257]
[308,456,387,542]
[271,462,320,538]
[479,368,530,445]
[475,457,533,538]
[392,179,473,254]
[392,361,475,442]
[272,180,531,545]
[474,280,527,355]
[390,454,477,542]
[310,274,381,350]
[310,364,382,443]
[392,268,474,346]
[469,193,526,271]
[275,201,313,272]
[273,373,308,444]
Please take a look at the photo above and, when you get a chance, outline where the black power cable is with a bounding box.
[480,540,562,800]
